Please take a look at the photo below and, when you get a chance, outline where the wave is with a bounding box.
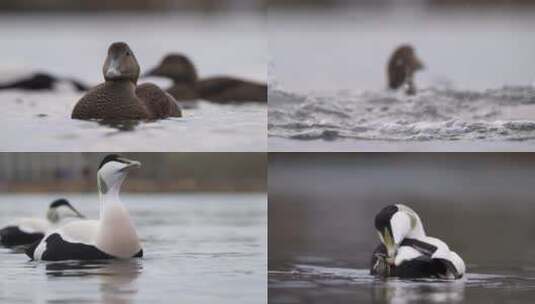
[268,86,535,141]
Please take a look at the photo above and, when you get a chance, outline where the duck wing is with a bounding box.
[136,83,182,119]
[401,238,465,279]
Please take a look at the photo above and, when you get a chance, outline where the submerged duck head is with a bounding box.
[145,53,198,83]
[46,198,85,223]
[97,154,141,195]
[103,42,140,83]
[374,204,426,263]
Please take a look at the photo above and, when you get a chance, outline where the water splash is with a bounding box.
[269,86,535,142]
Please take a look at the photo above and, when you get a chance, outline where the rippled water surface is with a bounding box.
[0,13,266,151]
[0,193,267,304]
[268,7,535,151]
[270,264,535,304]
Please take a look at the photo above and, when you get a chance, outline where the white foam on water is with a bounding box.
[269,86,535,143]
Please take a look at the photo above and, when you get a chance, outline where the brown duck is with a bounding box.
[387,45,424,95]
[144,54,267,104]
[71,42,182,120]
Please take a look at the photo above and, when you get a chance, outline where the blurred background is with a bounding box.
[269,153,535,303]
[0,0,265,12]
[270,0,535,9]
[0,0,267,152]
[0,152,267,304]
[269,0,535,93]
[3,0,534,11]
[0,153,266,192]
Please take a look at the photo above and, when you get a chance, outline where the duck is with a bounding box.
[0,198,84,249]
[26,154,143,261]
[0,72,89,92]
[144,53,267,105]
[370,204,465,279]
[71,42,182,120]
[387,45,424,95]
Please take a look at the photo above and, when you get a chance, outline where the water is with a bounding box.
[268,7,535,151]
[269,154,535,303]
[0,193,267,304]
[0,13,267,151]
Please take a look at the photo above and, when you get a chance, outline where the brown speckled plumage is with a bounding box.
[136,83,181,118]
[196,77,267,103]
[387,44,424,95]
[145,53,267,103]
[71,42,182,120]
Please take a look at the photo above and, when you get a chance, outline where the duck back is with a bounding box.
[136,83,182,119]
[167,83,200,101]
[197,77,267,103]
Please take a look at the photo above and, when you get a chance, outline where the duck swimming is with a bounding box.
[370,204,465,279]
[26,154,143,261]
[0,198,84,249]
[144,53,267,104]
[387,45,424,95]
[71,42,182,120]
[0,72,88,92]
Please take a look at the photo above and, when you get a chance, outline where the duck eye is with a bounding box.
[126,51,131,56]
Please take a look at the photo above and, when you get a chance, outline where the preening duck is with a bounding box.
[26,154,143,261]
[145,53,267,104]
[387,45,424,95]
[370,204,465,279]
[71,42,182,120]
[0,198,84,248]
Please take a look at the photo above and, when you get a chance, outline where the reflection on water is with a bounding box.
[270,265,468,304]
[0,193,266,304]
[270,264,535,304]
[97,120,141,132]
[43,260,142,304]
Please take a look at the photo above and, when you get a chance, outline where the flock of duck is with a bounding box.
[0,156,464,280]
[0,44,450,279]
[0,42,418,121]
[0,154,143,260]
[0,42,267,120]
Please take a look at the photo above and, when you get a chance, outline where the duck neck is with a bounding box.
[106,79,137,94]
[97,174,126,220]
[407,218,426,240]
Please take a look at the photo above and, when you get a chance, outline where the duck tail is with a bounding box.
[25,240,40,260]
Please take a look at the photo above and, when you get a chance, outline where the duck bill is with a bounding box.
[414,57,425,70]
[382,228,397,263]
[105,58,122,79]
[118,157,142,172]
[68,205,86,219]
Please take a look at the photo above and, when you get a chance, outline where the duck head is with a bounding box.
[97,154,141,196]
[374,204,426,263]
[387,44,424,93]
[393,45,424,71]
[103,42,140,83]
[144,53,198,84]
[46,198,85,223]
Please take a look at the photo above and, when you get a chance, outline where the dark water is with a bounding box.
[269,154,535,303]
[0,193,267,304]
